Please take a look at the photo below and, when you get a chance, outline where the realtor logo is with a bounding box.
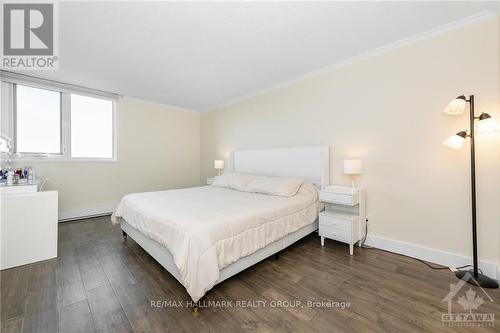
[442,272,495,328]
[1,1,59,69]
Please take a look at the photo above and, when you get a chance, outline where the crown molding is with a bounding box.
[202,10,497,113]
[122,96,200,114]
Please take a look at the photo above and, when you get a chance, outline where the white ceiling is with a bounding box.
[19,1,500,112]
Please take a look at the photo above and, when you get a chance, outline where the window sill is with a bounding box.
[3,156,119,163]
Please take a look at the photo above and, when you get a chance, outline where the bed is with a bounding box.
[112,145,330,302]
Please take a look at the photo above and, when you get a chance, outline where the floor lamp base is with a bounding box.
[456,270,499,289]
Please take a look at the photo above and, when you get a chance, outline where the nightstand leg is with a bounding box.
[321,236,324,247]
[349,244,353,255]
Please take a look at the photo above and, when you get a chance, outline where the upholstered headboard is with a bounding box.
[230,145,330,189]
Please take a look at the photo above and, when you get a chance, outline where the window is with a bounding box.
[2,79,117,161]
[71,94,113,158]
[16,85,61,154]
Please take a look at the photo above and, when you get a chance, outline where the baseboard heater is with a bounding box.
[58,206,116,223]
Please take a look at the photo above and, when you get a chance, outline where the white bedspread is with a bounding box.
[111,182,320,302]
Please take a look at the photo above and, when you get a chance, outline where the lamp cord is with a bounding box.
[360,220,478,272]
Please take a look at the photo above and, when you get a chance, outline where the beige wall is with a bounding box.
[201,17,500,267]
[497,15,500,264]
[12,97,201,215]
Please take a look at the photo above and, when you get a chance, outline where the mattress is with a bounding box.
[111,182,320,302]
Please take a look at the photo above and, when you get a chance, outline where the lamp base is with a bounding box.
[455,270,499,289]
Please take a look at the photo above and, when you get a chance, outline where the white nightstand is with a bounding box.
[319,186,366,255]
[206,177,215,185]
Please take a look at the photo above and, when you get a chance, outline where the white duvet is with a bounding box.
[111,182,320,301]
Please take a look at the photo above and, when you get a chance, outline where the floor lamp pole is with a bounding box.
[468,95,478,278]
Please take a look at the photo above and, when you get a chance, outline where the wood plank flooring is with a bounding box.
[1,216,500,332]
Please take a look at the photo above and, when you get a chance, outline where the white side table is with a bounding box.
[319,186,366,255]
[206,177,215,185]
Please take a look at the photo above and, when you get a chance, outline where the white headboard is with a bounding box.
[230,145,330,189]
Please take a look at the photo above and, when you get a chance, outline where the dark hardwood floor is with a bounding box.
[1,216,499,332]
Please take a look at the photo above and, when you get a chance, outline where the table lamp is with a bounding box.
[214,160,224,176]
[343,159,362,189]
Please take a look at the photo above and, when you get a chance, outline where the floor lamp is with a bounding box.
[443,94,499,289]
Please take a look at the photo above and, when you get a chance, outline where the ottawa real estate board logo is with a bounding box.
[1,2,59,70]
[442,272,495,328]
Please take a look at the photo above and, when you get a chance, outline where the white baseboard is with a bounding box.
[58,204,116,222]
[364,234,499,280]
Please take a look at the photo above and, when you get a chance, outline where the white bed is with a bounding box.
[112,145,330,302]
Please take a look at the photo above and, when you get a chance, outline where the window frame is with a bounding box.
[4,81,118,162]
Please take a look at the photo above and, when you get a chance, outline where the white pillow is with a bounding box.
[211,173,255,190]
[243,176,305,197]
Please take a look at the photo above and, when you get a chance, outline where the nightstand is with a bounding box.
[319,186,366,255]
[206,177,215,185]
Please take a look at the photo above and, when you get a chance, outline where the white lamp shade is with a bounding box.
[214,160,224,170]
[443,134,466,150]
[343,160,362,175]
[478,117,499,133]
[444,97,466,115]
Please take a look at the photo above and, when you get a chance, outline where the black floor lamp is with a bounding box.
[443,94,499,289]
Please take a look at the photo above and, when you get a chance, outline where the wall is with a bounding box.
[497,14,500,271]
[201,16,500,271]
[11,97,201,219]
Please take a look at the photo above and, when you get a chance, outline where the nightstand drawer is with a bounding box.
[319,225,351,243]
[319,191,359,206]
[319,213,352,231]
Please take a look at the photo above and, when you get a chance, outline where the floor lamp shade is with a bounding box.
[477,114,499,132]
[443,131,467,150]
[443,95,467,115]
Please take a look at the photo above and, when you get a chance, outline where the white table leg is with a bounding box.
[321,236,324,246]
[349,243,353,255]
